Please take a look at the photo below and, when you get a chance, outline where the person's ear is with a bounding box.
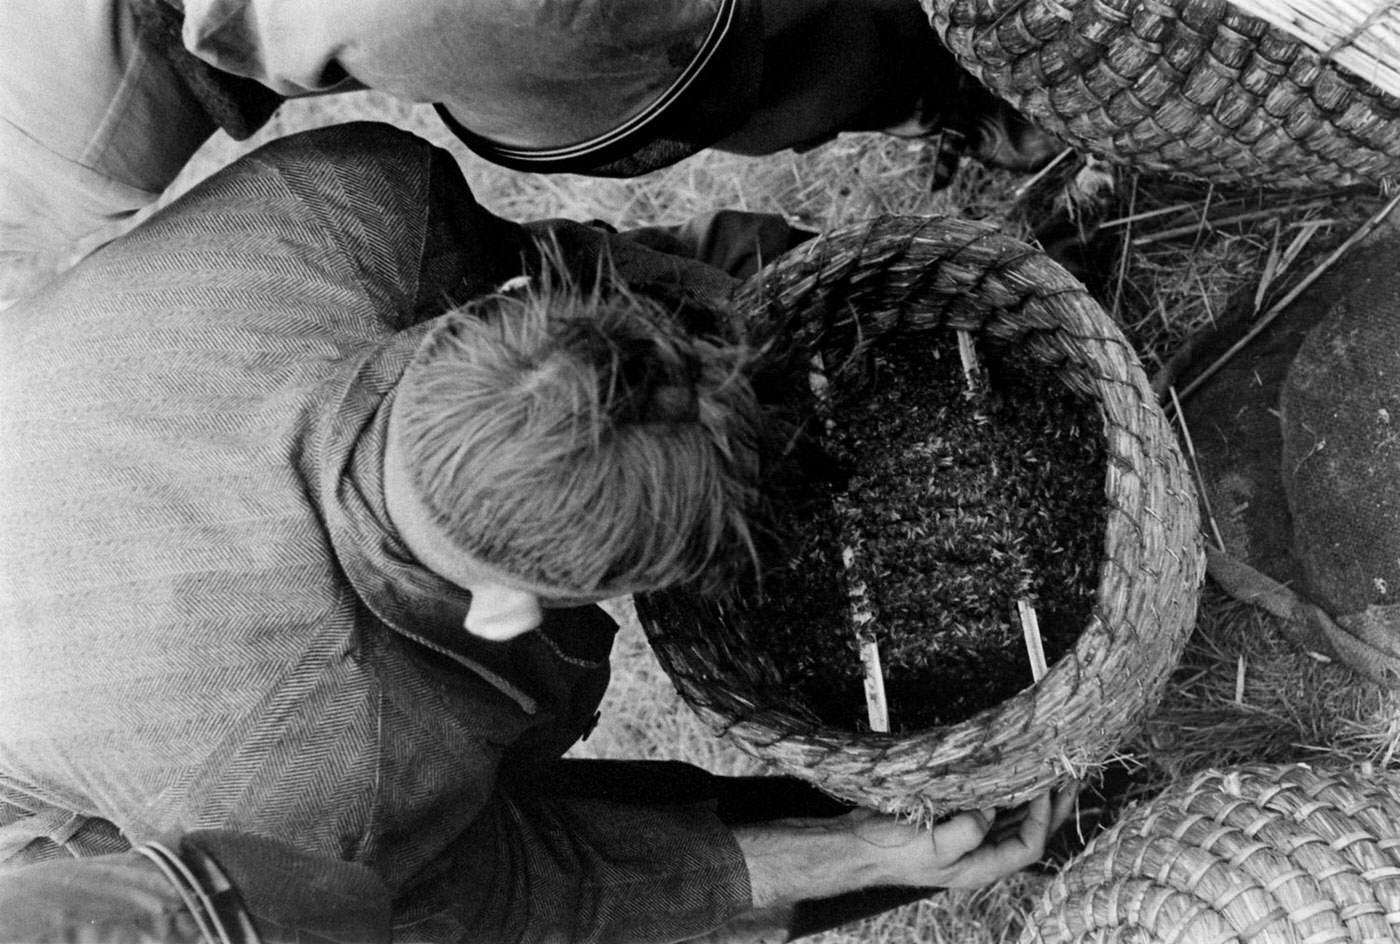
[463,584,544,640]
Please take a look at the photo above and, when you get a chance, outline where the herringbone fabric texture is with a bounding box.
[0,123,749,942]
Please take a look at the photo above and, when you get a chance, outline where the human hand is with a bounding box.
[847,786,1080,889]
[736,785,1079,907]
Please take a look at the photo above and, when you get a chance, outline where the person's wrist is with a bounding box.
[845,818,923,888]
[734,815,896,908]
[828,816,895,887]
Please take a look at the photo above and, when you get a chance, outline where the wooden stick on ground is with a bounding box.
[1168,386,1228,552]
[1178,190,1400,402]
[1011,146,1076,203]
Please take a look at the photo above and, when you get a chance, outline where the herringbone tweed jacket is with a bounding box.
[0,123,748,942]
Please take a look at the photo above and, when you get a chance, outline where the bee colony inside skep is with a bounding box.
[741,330,1110,733]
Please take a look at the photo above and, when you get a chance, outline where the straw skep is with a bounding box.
[635,215,1205,822]
[922,0,1400,189]
[1024,764,1400,943]
[1229,0,1400,101]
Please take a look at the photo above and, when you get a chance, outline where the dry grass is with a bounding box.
[1145,590,1400,773]
[17,89,1398,942]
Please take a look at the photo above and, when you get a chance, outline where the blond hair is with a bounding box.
[395,274,763,596]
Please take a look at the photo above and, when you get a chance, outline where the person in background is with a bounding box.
[0,0,1060,263]
[0,121,1072,942]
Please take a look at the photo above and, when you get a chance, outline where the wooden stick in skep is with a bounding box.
[858,638,891,733]
[810,353,891,733]
[843,550,889,733]
[1017,599,1049,681]
[956,330,982,393]
[1018,599,1080,779]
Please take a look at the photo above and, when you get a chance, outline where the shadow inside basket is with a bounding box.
[705,329,1105,734]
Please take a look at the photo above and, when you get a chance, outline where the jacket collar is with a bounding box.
[308,328,542,712]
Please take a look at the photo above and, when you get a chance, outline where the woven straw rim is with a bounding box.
[637,215,1205,820]
[1025,763,1400,943]
[923,0,1400,189]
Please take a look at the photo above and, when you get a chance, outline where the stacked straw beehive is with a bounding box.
[1024,764,1400,943]
[922,0,1400,188]
[1230,0,1400,100]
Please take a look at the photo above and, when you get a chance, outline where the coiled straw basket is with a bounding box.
[921,0,1400,188]
[635,216,1205,821]
[1024,764,1400,943]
